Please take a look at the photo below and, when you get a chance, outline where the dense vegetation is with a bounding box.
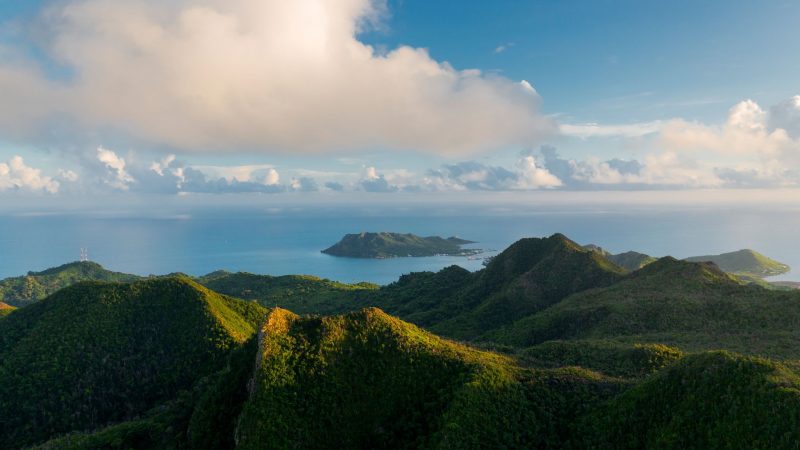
[0,277,265,448]
[519,340,684,379]
[322,232,479,258]
[577,351,800,448]
[367,234,626,340]
[6,232,800,448]
[0,261,140,307]
[489,257,800,359]
[235,308,622,449]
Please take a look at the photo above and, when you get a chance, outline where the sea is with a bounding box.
[2,200,800,285]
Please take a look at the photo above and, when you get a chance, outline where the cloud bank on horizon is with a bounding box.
[0,0,798,196]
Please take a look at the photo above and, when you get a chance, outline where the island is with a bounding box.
[322,232,479,258]
[685,249,790,279]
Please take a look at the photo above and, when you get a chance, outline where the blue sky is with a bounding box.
[366,0,800,122]
[0,0,798,198]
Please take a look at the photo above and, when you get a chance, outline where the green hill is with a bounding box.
[583,245,657,271]
[685,248,790,279]
[607,251,658,271]
[491,257,800,358]
[322,232,479,258]
[196,271,377,314]
[368,234,625,340]
[235,307,621,449]
[578,351,800,449]
[0,261,141,307]
[0,277,265,448]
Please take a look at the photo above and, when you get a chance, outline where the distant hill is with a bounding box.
[685,248,790,279]
[490,257,800,358]
[322,232,479,258]
[196,271,378,314]
[608,251,658,271]
[0,277,265,448]
[0,261,141,307]
[368,233,625,340]
[585,244,790,280]
[584,244,659,271]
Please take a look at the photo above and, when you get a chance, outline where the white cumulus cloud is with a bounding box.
[0,156,60,193]
[97,146,135,190]
[0,0,554,154]
[660,99,798,159]
[513,155,562,189]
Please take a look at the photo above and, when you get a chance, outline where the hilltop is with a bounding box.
[685,248,790,279]
[322,232,479,258]
[0,277,265,448]
[0,261,140,307]
[584,245,657,271]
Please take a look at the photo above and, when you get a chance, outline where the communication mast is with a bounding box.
[80,248,89,262]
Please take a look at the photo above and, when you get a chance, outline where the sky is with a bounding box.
[0,0,798,202]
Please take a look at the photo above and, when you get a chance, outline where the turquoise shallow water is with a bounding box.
[1,204,799,284]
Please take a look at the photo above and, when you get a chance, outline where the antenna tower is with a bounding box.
[80,247,89,262]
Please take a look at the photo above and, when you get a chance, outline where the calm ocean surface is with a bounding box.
[1,204,799,284]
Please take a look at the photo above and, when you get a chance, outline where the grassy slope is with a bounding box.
[577,351,800,449]
[197,271,377,315]
[322,232,477,258]
[235,307,621,450]
[0,261,141,307]
[491,257,800,358]
[0,277,265,449]
[685,248,790,278]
